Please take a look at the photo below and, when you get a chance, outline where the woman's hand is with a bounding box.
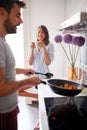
[37,41,45,48]
[31,42,36,49]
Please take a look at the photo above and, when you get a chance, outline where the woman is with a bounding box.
[29,25,54,78]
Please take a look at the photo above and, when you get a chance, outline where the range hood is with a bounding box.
[59,12,87,33]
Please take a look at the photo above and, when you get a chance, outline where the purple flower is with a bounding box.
[54,34,85,67]
[63,34,73,43]
[54,35,62,43]
[72,36,85,46]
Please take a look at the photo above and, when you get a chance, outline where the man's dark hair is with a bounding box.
[0,0,26,13]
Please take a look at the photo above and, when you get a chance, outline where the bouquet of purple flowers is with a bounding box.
[54,34,85,67]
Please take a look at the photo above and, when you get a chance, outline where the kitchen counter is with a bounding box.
[38,83,63,130]
[38,81,87,130]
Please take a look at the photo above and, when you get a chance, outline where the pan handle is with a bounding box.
[82,84,87,88]
[41,80,47,85]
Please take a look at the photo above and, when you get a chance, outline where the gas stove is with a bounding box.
[44,96,87,130]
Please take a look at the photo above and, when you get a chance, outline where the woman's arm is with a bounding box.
[43,46,51,65]
[29,42,35,65]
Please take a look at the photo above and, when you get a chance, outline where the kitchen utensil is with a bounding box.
[40,79,87,96]
[35,72,53,78]
[35,80,47,89]
[28,72,53,79]
[41,80,47,85]
[47,79,84,96]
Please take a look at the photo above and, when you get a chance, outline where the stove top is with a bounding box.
[44,96,87,130]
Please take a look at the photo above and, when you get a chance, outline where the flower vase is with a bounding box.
[67,67,78,81]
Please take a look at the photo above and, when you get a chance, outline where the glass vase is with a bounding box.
[67,66,78,81]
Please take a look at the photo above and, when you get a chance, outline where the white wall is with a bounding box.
[65,0,87,19]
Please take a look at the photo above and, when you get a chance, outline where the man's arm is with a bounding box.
[0,67,41,96]
[15,68,35,76]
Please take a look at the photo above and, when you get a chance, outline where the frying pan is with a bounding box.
[41,79,87,96]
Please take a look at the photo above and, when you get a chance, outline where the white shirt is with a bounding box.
[29,42,54,79]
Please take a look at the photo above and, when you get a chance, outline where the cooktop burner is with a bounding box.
[44,96,87,130]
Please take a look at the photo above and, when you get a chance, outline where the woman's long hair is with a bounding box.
[37,25,49,45]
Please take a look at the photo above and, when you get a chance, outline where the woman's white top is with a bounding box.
[29,42,54,79]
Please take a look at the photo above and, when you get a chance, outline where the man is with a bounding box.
[0,0,41,130]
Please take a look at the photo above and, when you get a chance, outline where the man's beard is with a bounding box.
[4,18,17,34]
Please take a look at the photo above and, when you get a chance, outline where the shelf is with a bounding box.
[59,12,87,34]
